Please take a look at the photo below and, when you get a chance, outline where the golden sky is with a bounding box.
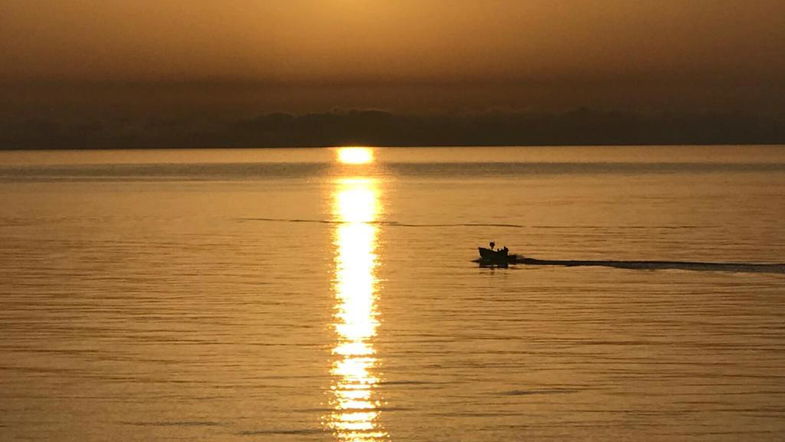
[1,0,784,114]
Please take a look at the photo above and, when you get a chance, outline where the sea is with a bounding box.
[1,145,784,441]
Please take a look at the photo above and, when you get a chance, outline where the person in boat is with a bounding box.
[487,241,509,255]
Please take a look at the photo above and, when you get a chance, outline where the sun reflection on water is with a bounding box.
[337,147,374,165]
[326,175,388,441]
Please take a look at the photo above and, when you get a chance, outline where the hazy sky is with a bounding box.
[2,0,784,115]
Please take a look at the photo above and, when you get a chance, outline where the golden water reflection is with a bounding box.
[327,176,387,441]
[337,147,374,165]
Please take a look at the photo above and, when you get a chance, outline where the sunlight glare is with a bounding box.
[337,147,374,165]
[326,177,388,441]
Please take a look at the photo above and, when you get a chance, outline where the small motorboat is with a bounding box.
[476,247,519,267]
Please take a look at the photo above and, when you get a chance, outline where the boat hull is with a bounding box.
[477,247,517,267]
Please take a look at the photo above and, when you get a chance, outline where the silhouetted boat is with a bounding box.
[477,247,519,267]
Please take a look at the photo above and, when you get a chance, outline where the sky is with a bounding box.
[1,0,784,147]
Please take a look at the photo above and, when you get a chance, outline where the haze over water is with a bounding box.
[1,146,785,440]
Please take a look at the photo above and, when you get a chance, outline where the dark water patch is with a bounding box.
[380,380,438,386]
[653,430,779,437]
[237,428,324,436]
[499,388,582,396]
[0,162,331,181]
[295,406,411,413]
[530,224,710,230]
[477,257,785,274]
[522,257,785,273]
[390,221,525,228]
[477,419,658,430]
[120,421,223,427]
[241,217,525,228]
[241,217,724,231]
[384,161,785,177]
[431,411,529,418]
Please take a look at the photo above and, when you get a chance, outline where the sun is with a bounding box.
[337,147,374,165]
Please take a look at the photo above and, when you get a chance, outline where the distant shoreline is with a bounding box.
[2,109,784,150]
[2,143,785,151]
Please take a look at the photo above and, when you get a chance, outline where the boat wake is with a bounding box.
[241,218,783,274]
[241,218,713,230]
[482,257,785,274]
[241,217,523,228]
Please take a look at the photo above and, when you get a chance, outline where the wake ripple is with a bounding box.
[241,218,784,273]
[240,217,524,228]
[240,217,709,230]
[514,257,785,274]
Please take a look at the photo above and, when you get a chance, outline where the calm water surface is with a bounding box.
[1,146,784,440]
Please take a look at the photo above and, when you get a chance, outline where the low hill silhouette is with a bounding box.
[2,108,784,149]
